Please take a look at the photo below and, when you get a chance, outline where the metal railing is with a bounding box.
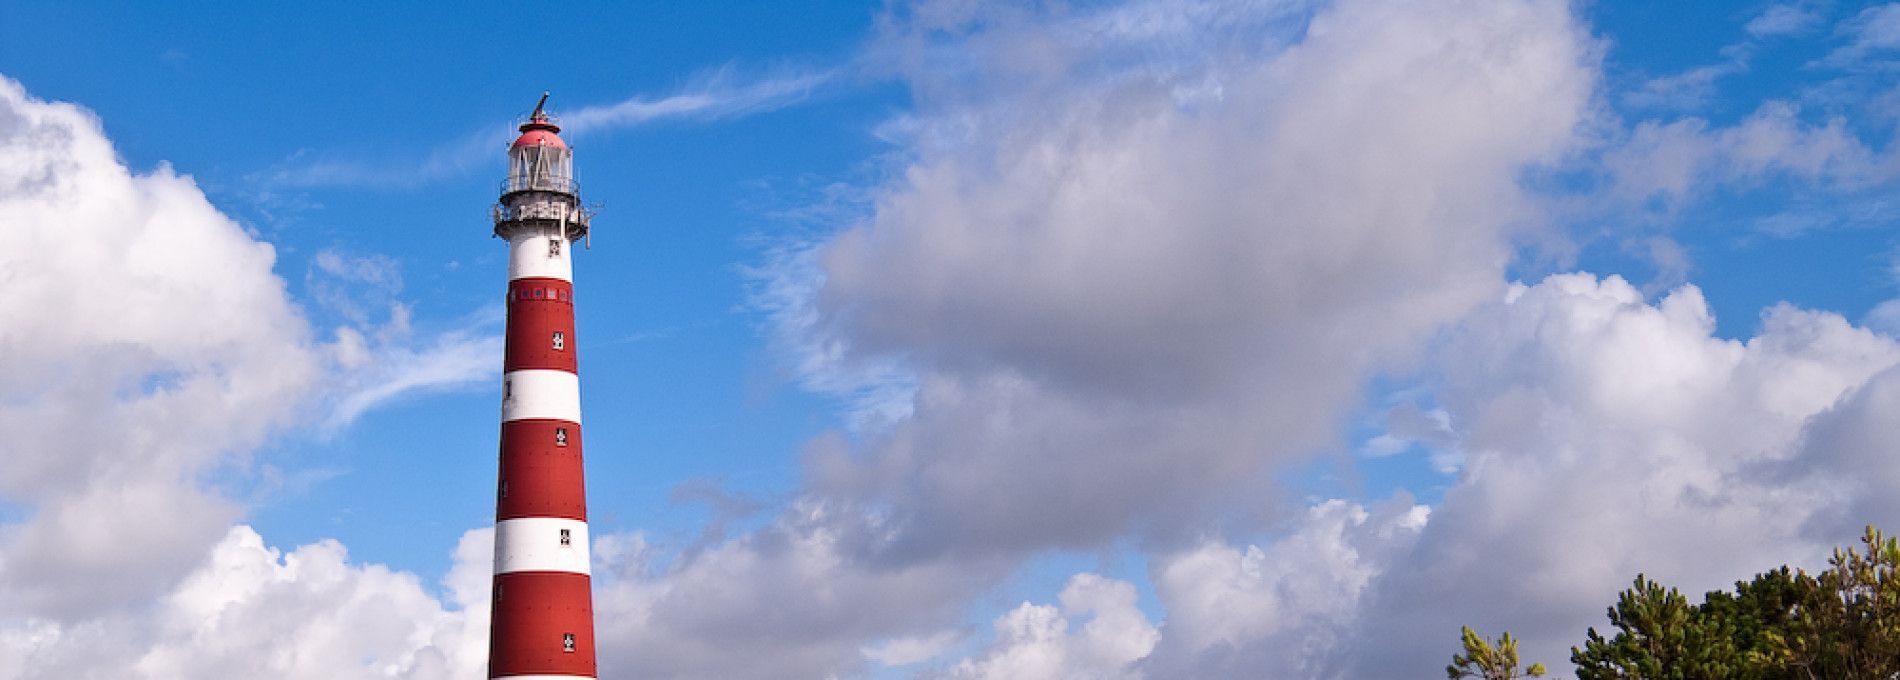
[492,201,589,224]
[499,176,580,196]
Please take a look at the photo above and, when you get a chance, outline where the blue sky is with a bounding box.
[6,1,1900,677]
[4,1,893,572]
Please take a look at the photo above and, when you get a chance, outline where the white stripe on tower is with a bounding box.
[493,517,591,574]
[501,369,582,424]
[508,233,572,282]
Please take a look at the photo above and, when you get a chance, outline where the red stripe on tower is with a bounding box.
[488,93,598,680]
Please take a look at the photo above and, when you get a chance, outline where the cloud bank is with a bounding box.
[13,0,1900,678]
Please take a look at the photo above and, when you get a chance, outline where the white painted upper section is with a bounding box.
[494,517,591,575]
[508,230,573,282]
[502,369,581,424]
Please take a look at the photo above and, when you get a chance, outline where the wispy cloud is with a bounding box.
[302,249,505,431]
[255,131,500,190]
[255,66,837,191]
[1745,3,1824,39]
[1812,4,1900,70]
[561,66,836,134]
[323,320,502,431]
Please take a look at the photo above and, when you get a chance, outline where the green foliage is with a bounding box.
[1449,626,1547,680]
[1569,574,1760,679]
[1762,525,1900,678]
[1557,525,1900,679]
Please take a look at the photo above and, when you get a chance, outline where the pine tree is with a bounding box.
[1561,525,1900,679]
[1448,626,1547,680]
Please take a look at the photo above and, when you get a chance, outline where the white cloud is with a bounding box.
[942,574,1157,680]
[322,320,500,430]
[1823,3,1900,67]
[591,500,1003,680]
[746,236,918,429]
[0,525,491,680]
[0,75,320,618]
[0,74,513,626]
[132,526,488,679]
[1347,273,1900,673]
[778,0,1597,561]
[298,249,506,430]
[0,76,514,627]
[1603,100,1884,220]
[1746,3,1824,38]
[1137,498,1427,676]
[936,274,1900,678]
[20,0,1900,676]
[937,274,1900,678]
[307,249,403,326]
[560,66,835,134]
[258,67,833,191]
[1359,402,1460,471]
[863,629,964,668]
[1622,63,1741,111]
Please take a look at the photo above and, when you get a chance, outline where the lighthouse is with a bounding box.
[488,93,597,680]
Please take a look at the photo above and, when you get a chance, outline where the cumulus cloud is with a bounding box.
[0,76,320,618]
[1137,497,1428,676]
[778,0,1598,563]
[922,495,1430,678]
[591,501,1005,679]
[2,500,993,680]
[0,525,491,679]
[904,271,1900,678]
[941,574,1157,680]
[939,274,1900,678]
[1348,273,1900,673]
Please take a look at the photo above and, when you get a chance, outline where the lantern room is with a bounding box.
[505,93,576,196]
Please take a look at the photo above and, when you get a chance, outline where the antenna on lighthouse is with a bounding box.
[531,91,550,121]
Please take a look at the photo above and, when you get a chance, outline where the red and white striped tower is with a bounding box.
[488,93,597,680]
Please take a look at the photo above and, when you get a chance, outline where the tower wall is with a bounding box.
[491,227,596,680]
[488,103,597,679]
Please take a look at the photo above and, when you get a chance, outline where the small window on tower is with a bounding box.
[563,633,576,653]
[559,528,572,546]
[499,480,509,498]
[503,379,513,401]
[549,239,562,257]
[552,331,566,351]
[495,584,504,602]
[555,427,569,447]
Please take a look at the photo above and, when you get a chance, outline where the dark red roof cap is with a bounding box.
[512,126,565,149]
[511,92,566,149]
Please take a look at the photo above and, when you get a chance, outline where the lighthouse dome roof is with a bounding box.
[512,126,566,150]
